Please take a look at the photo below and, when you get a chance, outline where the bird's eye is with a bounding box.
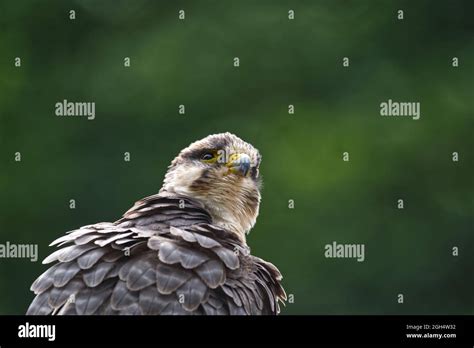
[201,152,215,161]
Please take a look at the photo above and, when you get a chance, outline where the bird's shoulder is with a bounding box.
[27,194,285,315]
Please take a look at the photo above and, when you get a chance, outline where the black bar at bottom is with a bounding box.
[0,315,472,345]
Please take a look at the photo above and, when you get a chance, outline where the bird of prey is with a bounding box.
[27,133,286,315]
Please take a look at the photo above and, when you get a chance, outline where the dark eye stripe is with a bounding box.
[183,148,216,160]
[250,167,258,178]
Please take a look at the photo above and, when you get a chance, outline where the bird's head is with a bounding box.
[160,132,262,241]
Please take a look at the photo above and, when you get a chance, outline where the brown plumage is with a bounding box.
[27,133,286,315]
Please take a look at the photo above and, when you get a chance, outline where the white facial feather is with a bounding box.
[159,133,262,242]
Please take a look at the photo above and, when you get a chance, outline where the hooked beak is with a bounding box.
[226,153,251,177]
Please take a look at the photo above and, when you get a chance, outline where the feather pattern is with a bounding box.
[27,194,285,315]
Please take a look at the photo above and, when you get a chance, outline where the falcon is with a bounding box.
[27,132,286,315]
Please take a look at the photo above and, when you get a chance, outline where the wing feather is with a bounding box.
[27,194,285,316]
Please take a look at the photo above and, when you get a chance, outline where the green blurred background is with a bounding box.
[0,0,472,314]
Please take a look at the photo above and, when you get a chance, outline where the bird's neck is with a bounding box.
[203,205,249,243]
[158,188,253,244]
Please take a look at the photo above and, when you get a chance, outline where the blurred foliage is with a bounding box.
[0,0,473,314]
